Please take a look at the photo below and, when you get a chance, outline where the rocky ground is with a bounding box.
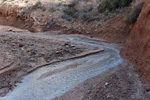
[0,27,102,96]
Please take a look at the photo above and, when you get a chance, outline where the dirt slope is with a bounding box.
[53,61,148,100]
[66,15,132,44]
[121,0,150,84]
[93,15,132,44]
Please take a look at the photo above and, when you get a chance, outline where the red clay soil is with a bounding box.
[66,15,132,44]
[93,15,132,44]
[0,15,66,33]
[0,12,132,44]
[121,0,150,84]
[0,15,32,30]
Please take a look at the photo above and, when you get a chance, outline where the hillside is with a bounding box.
[122,0,150,84]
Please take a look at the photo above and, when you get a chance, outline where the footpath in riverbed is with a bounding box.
[0,26,149,100]
[0,29,124,100]
[0,25,104,96]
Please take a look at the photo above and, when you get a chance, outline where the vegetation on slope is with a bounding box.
[125,4,143,23]
[98,0,133,12]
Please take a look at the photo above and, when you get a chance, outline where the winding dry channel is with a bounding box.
[0,34,123,100]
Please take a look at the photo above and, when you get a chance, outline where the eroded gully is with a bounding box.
[0,34,123,100]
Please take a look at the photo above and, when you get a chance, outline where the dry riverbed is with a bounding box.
[0,29,102,96]
[0,25,149,100]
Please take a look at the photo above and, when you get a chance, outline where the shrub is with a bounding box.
[68,1,76,8]
[125,5,142,24]
[98,0,133,12]
[81,13,92,21]
[62,1,79,20]
[32,1,41,9]
[63,7,79,18]
[105,9,109,16]
[29,0,42,11]
[98,21,103,26]
[49,7,56,13]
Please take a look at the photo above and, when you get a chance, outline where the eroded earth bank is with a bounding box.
[0,0,150,100]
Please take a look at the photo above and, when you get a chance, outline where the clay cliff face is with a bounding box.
[122,0,150,84]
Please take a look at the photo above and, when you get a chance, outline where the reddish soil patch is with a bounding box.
[94,15,132,44]
[0,13,132,44]
[0,15,31,30]
[121,0,150,84]
[66,15,132,44]
[0,15,66,33]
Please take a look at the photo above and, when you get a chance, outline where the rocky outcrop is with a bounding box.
[122,0,150,84]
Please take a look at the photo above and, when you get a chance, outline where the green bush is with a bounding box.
[63,7,79,18]
[105,9,109,16]
[125,5,142,24]
[49,7,56,13]
[63,2,79,20]
[98,21,103,26]
[29,1,43,11]
[32,1,41,9]
[98,0,133,12]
